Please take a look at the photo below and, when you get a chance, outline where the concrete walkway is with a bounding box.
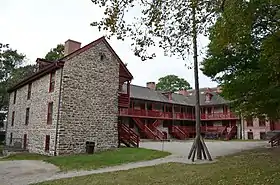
[0,141,269,185]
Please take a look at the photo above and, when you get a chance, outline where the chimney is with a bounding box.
[178,89,188,96]
[146,82,156,90]
[64,39,81,56]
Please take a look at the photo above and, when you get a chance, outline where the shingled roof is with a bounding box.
[123,84,230,106]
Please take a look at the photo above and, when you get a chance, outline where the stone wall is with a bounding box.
[6,69,62,155]
[57,41,119,155]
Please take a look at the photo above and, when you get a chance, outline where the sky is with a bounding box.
[0,0,217,88]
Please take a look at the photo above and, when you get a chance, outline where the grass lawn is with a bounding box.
[0,148,170,171]
[35,147,280,185]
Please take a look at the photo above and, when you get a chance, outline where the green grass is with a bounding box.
[0,148,170,171]
[35,147,280,185]
[0,152,48,160]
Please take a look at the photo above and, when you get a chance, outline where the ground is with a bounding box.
[0,141,268,185]
[140,140,267,159]
[35,147,280,185]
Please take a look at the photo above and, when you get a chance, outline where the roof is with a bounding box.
[7,37,133,93]
[124,84,230,106]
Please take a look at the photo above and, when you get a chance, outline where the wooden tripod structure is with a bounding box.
[188,0,212,162]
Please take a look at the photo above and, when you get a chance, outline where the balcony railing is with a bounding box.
[119,108,239,120]
[201,112,238,120]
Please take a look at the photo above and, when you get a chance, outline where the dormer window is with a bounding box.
[205,93,212,102]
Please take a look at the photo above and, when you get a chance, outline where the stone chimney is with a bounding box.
[146,82,156,90]
[64,39,81,56]
[178,89,188,96]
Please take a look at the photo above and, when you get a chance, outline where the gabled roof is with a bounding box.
[123,84,230,106]
[7,37,133,93]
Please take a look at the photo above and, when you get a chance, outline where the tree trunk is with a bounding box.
[188,0,212,162]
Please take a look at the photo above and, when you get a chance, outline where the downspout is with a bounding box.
[54,64,64,156]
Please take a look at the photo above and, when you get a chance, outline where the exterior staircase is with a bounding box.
[118,123,139,147]
[269,132,280,147]
[151,119,161,128]
[225,125,237,140]
[132,118,165,140]
[169,125,188,140]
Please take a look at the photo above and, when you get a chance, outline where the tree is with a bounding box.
[201,0,280,119]
[156,75,191,92]
[91,0,225,161]
[44,44,64,61]
[0,45,25,111]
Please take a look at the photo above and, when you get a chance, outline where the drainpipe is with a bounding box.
[54,64,64,156]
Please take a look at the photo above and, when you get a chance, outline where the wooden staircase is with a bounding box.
[269,132,280,147]
[151,119,161,128]
[169,125,188,140]
[225,125,237,140]
[118,123,140,147]
[132,118,165,140]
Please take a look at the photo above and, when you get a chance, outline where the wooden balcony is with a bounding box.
[201,112,238,120]
[118,93,129,108]
[119,108,239,121]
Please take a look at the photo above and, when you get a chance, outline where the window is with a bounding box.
[23,134,27,149]
[27,83,32,100]
[163,120,169,128]
[207,107,212,115]
[49,71,56,92]
[223,106,228,114]
[11,111,15,126]
[9,132,13,145]
[100,53,105,61]
[129,121,134,128]
[246,116,253,127]
[47,102,53,125]
[45,135,50,151]
[259,116,266,127]
[13,90,17,104]
[247,132,253,139]
[260,132,266,140]
[25,108,30,125]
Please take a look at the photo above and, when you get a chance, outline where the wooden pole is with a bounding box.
[187,0,212,161]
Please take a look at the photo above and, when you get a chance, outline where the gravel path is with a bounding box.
[0,160,59,185]
[0,141,269,185]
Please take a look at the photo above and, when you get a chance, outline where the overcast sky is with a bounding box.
[1,0,217,88]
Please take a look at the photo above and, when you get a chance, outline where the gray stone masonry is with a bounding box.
[6,69,62,155]
[57,41,119,155]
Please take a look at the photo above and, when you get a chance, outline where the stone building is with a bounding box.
[5,37,279,156]
[242,116,280,140]
[6,37,133,155]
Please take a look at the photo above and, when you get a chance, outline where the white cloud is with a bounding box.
[0,0,217,88]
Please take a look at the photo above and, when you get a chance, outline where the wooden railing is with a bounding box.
[170,125,188,140]
[132,118,160,140]
[179,125,227,134]
[149,124,165,140]
[118,93,129,108]
[269,132,280,147]
[118,123,139,147]
[119,108,238,120]
[201,112,238,120]
[225,125,237,140]
[151,120,161,128]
